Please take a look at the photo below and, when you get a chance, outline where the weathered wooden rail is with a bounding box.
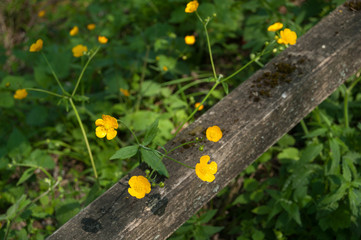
[48,3,361,240]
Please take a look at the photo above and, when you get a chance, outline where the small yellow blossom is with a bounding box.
[195,102,204,111]
[87,24,96,30]
[163,66,168,71]
[95,114,118,140]
[29,39,43,52]
[155,56,160,61]
[128,176,151,199]
[5,82,10,88]
[195,155,217,182]
[120,88,130,97]
[72,44,88,57]
[267,22,283,32]
[38,10,45,18]
[14,89,28,100]
[206,125,222,142]
[69,26,79,36]
[185,35,196,45]
[185,0,199,13]
[277,28,297,45]
[98,36,108,44]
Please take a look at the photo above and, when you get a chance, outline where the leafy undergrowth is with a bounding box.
[0,0,357,239]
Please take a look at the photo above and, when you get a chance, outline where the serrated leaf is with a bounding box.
[320,183,348,206]
[280,201,302,226]
[300,144,323,163]
[110,145,139,160]
[142,119,159,146]
[140,148,169,177]
[303,128,327,138]
[348,189,359,216]
[17,168,35,186]
[342,159,352,182]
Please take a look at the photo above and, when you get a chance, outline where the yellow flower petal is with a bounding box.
[95,126,107,138]
[195,155,217,183]
[278,28,297,45]
[38,10,45,18]
[106,128,117,140]
[267,22,283,32]
[206,126,223,142]
[95,119,104,126]
[70,26,79,36]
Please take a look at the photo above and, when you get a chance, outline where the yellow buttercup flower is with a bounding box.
[14,89,28,100]
[185,0,199,13]
[128,176,151,199]
[95,114,118,140]
[206,125,222,142]
[185,35,196,45]
[38,10,45,18]
[29,39,43,52]
[277,28,297,45]
[69,26,79,36]
[195,155,217,182]
[87,23,96,30]
[120,88,130,97]
[195,102,204,111]
[72,44,88,57]
[98,36,108,44]
[267,22,283,32]
[163,66,168,71]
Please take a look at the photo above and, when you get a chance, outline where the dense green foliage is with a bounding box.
[1,0,359,239]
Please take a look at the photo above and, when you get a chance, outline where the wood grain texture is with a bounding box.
[48,4,361,240]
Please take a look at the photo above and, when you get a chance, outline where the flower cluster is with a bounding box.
[267,22,297,45]
[69,26,79,36]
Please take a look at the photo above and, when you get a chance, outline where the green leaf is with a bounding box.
[348,189,359,216]
[300,144,323,163]
[140,148,169,177]
[320,183,348,207]
[17,168,35,186]
[252,229,265,240]
[0,91,14,108]
[342,158,352,182]
[143,119,159,146]
[141,81,161,97]
[221,82,229,95]
[252,205,270,215]
[198,209,218,224]
[110,145,139,160]
[303,128,327,138]
[328,139,340,174]
[280,201,302,226]
[55,199,80,226]
[277,134,296,147]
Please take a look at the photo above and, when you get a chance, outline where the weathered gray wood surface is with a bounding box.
[48,3,361,240]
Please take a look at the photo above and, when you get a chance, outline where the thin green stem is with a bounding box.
[344,72,361,128]
[13,163,52,180]
[196,11,217,80]
[160,73,212,86]
[175,81,219,136]
[25,87,65,98]
[300,119,309,135]
[72,46,100,97]
[162,154,194,169]
[167,140,199,154]
[135,46,150,112]
[174,79,210,96]
[118,119,140,145]
[69,98,98,179]
[41,53,67,95]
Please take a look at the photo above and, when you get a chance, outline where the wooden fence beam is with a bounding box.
[48,3,361,240]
